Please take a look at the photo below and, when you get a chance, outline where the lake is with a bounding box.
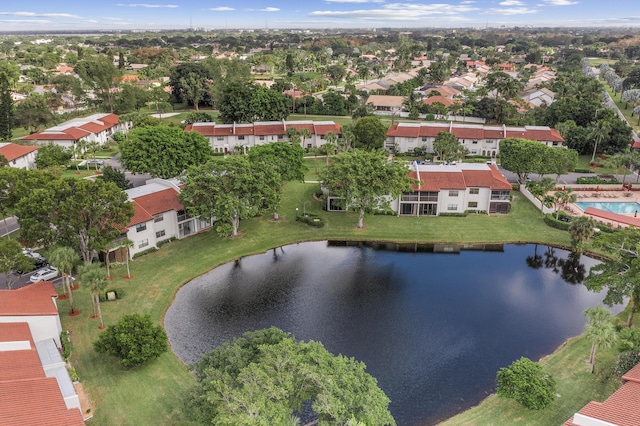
[164,241,620,425]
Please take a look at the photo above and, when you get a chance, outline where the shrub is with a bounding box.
[67,366,79,382]
[157,237,176,248]
[98,288,125,302]
[132,246,158,259]
[577,176,619,185]
[574,168,593,174]
[296,213,325,228]
[438,212,468,217]
[512,183,520,191]
[544,214,571,231]
[496,357,556,410]
[94,314,168,368]
[60,331,71,361]
[614,351,640,377]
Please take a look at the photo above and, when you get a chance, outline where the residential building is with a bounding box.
[563,362,640,426]
[393,162,512,216]
[20,113,129,150]
[0,142,38,169]
[366,95,405,114]
[386,122,564,157]
[185,120,341,153]
[124,178,212,258]
[0,282,84,425]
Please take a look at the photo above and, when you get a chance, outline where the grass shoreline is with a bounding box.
[59,184,625,425]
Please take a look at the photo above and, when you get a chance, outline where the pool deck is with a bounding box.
[563,188,640,228]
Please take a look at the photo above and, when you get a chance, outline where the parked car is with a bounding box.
[559,216,572,223]
[29,266,59,283]
[22,248,43,259]
[86,159,105,166]
[16,257,48,275]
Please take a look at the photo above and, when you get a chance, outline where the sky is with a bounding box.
[0,1,638,31]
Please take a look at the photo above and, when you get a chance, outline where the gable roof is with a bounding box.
[409,163,511,191]
[186,120,341,138]
[0,282,59,316]
[366,95,405,108]
[387,123,564,143]
[0,143,38,162]
[19,113,120,142]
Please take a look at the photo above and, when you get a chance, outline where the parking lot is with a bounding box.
[0,269,64,290]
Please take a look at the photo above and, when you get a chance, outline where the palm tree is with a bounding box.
[298,128,312,150]
[554,188,577,219]
[79,263,108,328]
[86,140,100,170]
[568,216,595,251]
[48,246,80,315]
[323,131,338,165]
[583,306,617,373]
[606,153,631,184]
[588,121,611,163]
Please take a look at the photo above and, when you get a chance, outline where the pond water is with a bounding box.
[164,242,621,426]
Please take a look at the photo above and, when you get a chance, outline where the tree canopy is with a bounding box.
[185,327,395,426]
[0,238,34,289]
[322,149,415,228]
[94,314,168,368]
[585,227,640,327]
[353,116,388,151]
[15,178,134,263]
[120,125,212,178]
[179,156,280,237]
[433,131,468,163]
[496,357,556,410]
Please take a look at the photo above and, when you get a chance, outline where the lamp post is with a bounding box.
[303,202,306,217]
[295,208,298,219]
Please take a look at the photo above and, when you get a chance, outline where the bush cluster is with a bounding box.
[132,246,158,259]
[296,213,325,228]
[544,214,571,231]
[577,176,619,185]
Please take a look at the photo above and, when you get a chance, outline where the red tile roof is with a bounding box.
[409,164,510,192]
[0,143,38,162]
[0,378,85,426]
[0,322,33,343]
[0,282,59,316]
[135,188,183,216]
[127,199,154,227]
[423,96,458,107]
[387,123,564,143]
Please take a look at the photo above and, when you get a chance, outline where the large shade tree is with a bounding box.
[185,327,396,426]
[180,156,280,237]
[16,178,134,263]
[0,238,34,289]
[120,125,212,178]
[433,131,468,163]
[322,149,416,229]
[353,116,388,151]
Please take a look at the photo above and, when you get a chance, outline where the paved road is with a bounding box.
[0,216,19,237]
[0,270,65,290]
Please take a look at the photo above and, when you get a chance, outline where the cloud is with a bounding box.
[544,0,578,4]
[116,3,179,8]
[485,7,537,15]
[246,7,280,11]
[0,11,83,19]
[310,3,478,20]
[209,7,235,11]
[103,17,127,21]
[460,0,475,3]
[325,0,385,3]
[0,19,52,23]
[499,0,524,5]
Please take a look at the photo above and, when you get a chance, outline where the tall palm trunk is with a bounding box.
[95,293,104,328]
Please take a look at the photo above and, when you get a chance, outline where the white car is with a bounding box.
[22,248,43,259]
[29,267,59,283]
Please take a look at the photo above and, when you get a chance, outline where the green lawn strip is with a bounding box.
[603,84,640,134]
[303,157,328,182]
[60,185,572,424]
[576,154,632,176]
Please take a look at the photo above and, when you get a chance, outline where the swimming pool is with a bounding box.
[575,202,640,214]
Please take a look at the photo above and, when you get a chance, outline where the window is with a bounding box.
[472,140,478,144]
[135,223,146,232]
[278,135,284,140]
[447,204,458,211]
[468,201,478,208]
[156,230,166,238]
[238,136,245,140]
[552,142,559,146]
[449,190,459,197]
[422,137,427,142]
[259,136,265,141]
[469,188,479,195]
[216,136,224,141]
[154,213,163,223]
[138,239,149,249]
[471,150,477,154]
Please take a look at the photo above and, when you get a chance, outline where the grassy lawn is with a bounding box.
[587,57,616,67]
[61,168,100,179]
[58,184,578,425]
[577,154,632,175]
[303,156,328,181]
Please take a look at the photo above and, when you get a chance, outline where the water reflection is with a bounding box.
[165,242,619,426]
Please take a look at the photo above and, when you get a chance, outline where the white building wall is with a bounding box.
[10,152,37,170]
[0,315,62,346]
[127,219,156,257]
